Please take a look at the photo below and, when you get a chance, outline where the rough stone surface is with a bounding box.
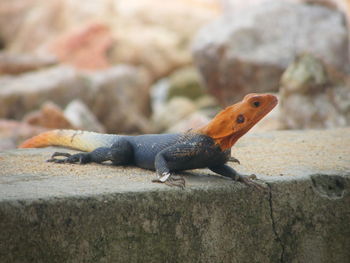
[279,54,350,129]
[192,1,349,105]
[0,128,349,262]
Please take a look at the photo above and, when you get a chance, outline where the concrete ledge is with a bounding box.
[0,129,349,262]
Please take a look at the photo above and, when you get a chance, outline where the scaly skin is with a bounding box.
[19,93,278,188]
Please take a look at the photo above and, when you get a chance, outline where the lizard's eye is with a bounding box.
[236,114,245,124]
[252,101,260,107]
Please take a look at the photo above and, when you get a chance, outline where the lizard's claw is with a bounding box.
[47,152,72,163]
[166,175,186,189]
[152,173,186,189]
[228,157,240,165]
[235,174,265,191]
[47,152,90,164]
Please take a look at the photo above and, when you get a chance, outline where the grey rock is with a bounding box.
[0,119,47,151]
[150,67,206,114]
[192,1,349,105]
[152,97,197,132]
[150,78,170,113]
[0,66,86,120]
[195,95,220,111]
[83,65,152,133]
[0,52,57,75]
[279,54,350,129]
[167,66,205,101]
[166,111,210,133]
[0,64,153,134]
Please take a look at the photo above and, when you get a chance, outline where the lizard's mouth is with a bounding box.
[227,95,278,146]
[254,95,278,123]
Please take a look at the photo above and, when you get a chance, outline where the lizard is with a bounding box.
[19,93,278,188]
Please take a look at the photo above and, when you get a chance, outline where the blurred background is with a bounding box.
[0,0,349,150]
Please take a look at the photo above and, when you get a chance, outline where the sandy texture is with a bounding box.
[0,128,349,200]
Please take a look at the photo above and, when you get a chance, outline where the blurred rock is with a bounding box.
[0,0,111,53]
[150,78,171,114]
[108,0,220,80]
[195,95,220,113]
[279,54,350,129]
[0,0,44,51]
[23,101,75,129]
[0,119,47,150]
[64,100,105,133]
[152,97,197,132]
[0,52,57,75]
[83,65,153,134]
[250,98,282,132]
[166,112,210,133]
[220,0,269,12]
[0,64,152,134]
[0,0,219,80]
[0,65,86,120]
[167,66,205,101]
[192,1,349,106]
[220,0,343,13]
[0,137,16,151]
[150,66,207,113]
[46,22,112,70]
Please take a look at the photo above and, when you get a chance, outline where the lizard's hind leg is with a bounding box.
[47,148,112,164]
[47,138,133,166]
[47,152,91,164]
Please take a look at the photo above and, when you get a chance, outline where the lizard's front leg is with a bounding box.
[209,164,264,191]
[152,151,186,188]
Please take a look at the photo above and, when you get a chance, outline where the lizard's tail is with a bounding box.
[19,129,118,152]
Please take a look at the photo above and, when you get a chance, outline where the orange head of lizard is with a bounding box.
[198,93,278,150]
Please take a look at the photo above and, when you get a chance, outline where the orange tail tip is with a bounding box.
[19,130,60,148]
[18,129,116,152]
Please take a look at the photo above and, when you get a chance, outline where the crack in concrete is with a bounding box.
[266,182,285,263]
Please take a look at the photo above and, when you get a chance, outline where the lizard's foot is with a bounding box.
[235,173,265,191]
[152,172,186,189]
[47,152,91,164]
[228,156,240,164]
[166,175,186,189]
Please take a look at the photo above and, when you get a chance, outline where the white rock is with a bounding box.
[64,100,105,133]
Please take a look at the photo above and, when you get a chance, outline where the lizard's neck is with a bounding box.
[196,104,248,150]
[198,119,248,150]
